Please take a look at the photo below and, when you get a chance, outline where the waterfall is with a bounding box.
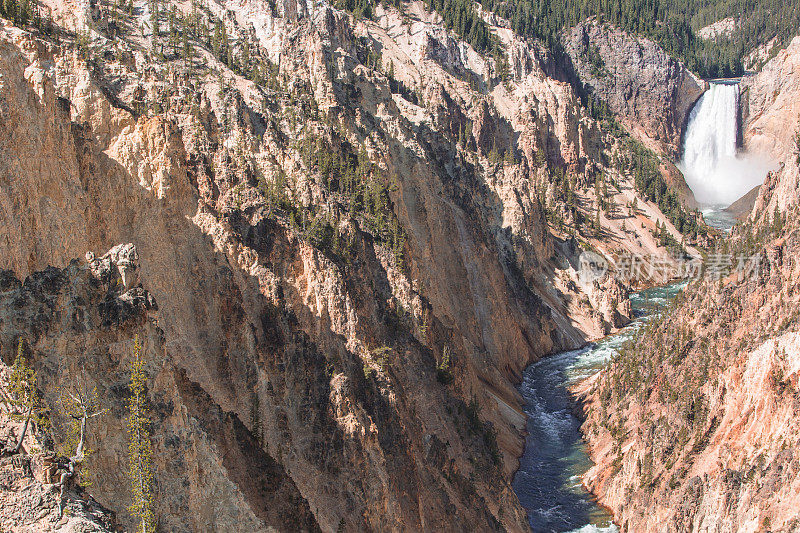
[679,82,771,206]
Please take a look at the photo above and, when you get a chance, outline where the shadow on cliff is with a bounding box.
[387,117,576,363]
[67,91,510,530]
[224,207,508,531]
[60,117,332,530]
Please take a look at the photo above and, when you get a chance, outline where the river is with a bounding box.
[701,207,738,232]
[512,283,685,532]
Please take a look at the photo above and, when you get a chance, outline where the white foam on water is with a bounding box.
[567,525,619,533]
[516,283,685,532]
[567,474,585,489]
[530,400,572,441]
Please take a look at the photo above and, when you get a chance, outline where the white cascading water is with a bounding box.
[679,82,772,206]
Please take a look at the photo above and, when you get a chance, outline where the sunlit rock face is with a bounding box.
[0,0,714,529]
[563,18,706,157]
[741,36,800,216]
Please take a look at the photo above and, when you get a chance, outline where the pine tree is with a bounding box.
[212,21,222,59]
[76,29,91,58]
[149,0,160,37]
[5,338,48,455]
[772,204,782,233]
[127,336,156,533]
[606,193,616,218]
[795,128,800,168]
[168,5,177,54]
[240,36,251,77]
[594,204,601,234]
[224,26,232,68]
[182,30,191,62]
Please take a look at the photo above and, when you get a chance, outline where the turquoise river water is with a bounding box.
[512,283,685,532]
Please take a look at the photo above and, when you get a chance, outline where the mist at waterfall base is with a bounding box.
[678,82,775,207]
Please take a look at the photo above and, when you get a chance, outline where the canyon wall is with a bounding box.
[0,15,532,530]
[0,1,708,530]
[0,3,601,530]
[741,36,800,217]
[742,36,800,162]
[563,18,707,159]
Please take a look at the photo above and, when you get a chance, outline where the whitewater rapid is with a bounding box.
[679,82,773,206]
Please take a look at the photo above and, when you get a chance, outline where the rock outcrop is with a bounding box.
[697,17,738,41]
[741,36,800,217]
[0,451,118,532]
[742,36,800,162]
[563,18,707,158]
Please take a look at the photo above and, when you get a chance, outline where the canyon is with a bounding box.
[0,0,797,531]
[580,36,800,532]
[0,1,685,530]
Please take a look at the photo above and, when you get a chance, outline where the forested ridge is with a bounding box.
[339,0,800,80]
[481,0,800,78]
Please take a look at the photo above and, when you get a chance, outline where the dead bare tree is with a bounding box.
[4,404,34,456]
[51,381,105,517]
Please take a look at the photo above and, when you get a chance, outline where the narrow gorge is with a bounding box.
[512,71,774,531]
[0,0,797,532]
[579,37,800,533]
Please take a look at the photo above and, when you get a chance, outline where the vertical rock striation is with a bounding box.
[0,1,708,530]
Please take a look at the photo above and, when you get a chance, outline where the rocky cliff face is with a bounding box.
[580,34,800,533]
[0,1,704,530]
[742,37,800,162]
[580,224,800,532]
[741,36,800,218]
[0,451,118,532]
[0,250,321,532]
[563,18,707,159]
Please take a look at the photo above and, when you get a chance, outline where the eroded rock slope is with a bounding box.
[0,1,708,530]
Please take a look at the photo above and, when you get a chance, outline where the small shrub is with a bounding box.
[436,345,453,385]
[372,346,392,372]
